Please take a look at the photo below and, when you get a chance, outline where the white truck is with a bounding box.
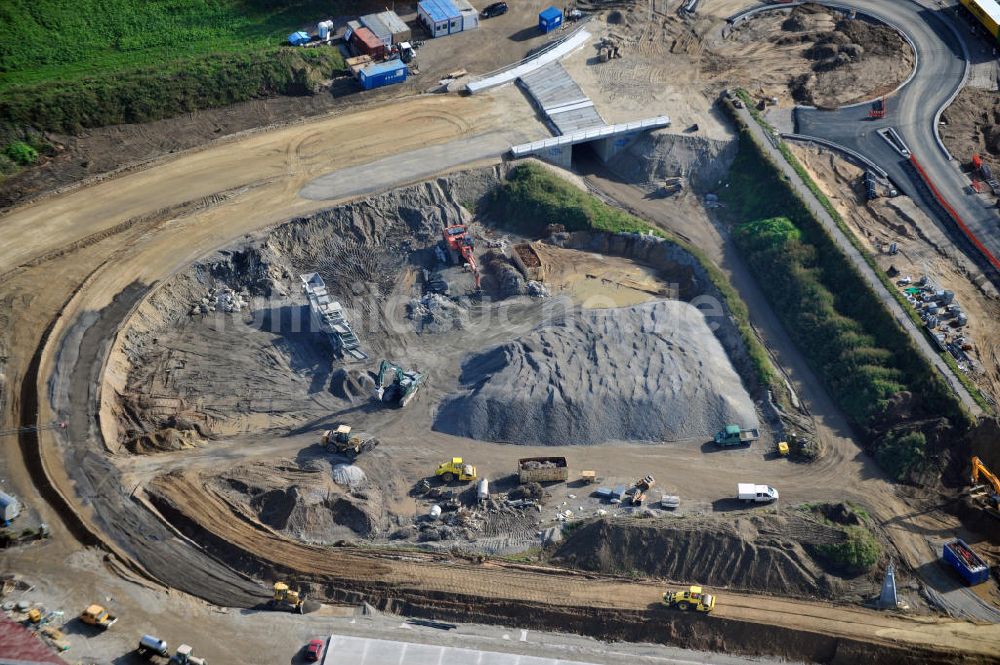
[737,483,778,503]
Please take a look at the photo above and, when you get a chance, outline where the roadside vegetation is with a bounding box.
[734,90,990,414]
[722,106,970,481]
[0,0,349,176]
[812,527,882,574]
[490,162,776,389]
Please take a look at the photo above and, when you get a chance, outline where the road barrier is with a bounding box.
[909,154,1000,272]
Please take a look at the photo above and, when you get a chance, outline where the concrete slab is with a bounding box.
[322,635,606,665]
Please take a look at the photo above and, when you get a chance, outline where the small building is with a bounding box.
[358,59,409,90]
[344,19,362,41]
[360,13,393,47]
[361,10,411,45]
[452,0,480,31]
[538,6,563,33]
[350,26,387,59]
[419,0,463,37]
[0,491,19,524]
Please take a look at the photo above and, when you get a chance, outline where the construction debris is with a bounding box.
[189,286,248,315]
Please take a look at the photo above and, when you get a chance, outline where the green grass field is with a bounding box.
[0,0,351,91]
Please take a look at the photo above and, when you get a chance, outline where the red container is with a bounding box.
[351,26,386,59]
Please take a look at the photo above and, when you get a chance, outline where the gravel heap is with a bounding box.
[434,301,757,444]
[332,464,367,487]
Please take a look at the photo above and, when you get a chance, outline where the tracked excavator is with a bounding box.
[970,456,1000,514]
[375,359,424,408]
[321,424,379,457]
[437,224,481,290]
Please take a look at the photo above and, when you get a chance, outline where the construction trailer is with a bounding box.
[361,10,412,46]
[419,0,478,37]
[350,26,387,59]
[358,59,408,90]
[538,6,563,33]
[300,273,368,360]
[960,0,1000,42]
[453,0,481,30]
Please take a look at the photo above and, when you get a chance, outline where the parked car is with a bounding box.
[305,639,325,662]
[481,2,508,18]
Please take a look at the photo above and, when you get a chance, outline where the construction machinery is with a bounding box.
[662,586,715,612]
[79,604,117,629]
[970,456,1000,510]
[869,96,886,119]
[714,424,760,447]
[375,359,424,407]
[267,582,305,613]
[436,457,477,483]
[437,224,481,289]
[321,423,379,456]
[137,635,170,658]
[170,644,208,665]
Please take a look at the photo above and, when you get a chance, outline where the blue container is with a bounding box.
[538,6,563,33]
[288,31,310,46]
[942,538,990,585]
[359,60,408,90]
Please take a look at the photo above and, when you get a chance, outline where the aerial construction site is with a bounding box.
[2,1,1000,664]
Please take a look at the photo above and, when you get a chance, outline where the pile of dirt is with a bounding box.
[718,4,913,108]
[942,87,1000,175]
[553,515,862,599]
[211,460,389,542]
[433,300,758,445]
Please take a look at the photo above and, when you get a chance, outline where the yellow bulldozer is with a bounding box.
[435,457,477,483]
[267,582,304,613]
[662,585,715,613]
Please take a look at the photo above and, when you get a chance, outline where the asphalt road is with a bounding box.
[793,0,1000,282]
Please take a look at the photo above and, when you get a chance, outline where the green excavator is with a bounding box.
[375,359,424,408]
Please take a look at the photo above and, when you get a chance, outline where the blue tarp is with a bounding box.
[288,31,310,46]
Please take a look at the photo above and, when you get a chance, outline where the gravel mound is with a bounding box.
[332,464,367,487]
[434,301,757,444]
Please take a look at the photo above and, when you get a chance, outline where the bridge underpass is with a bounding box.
[511,60,670,167]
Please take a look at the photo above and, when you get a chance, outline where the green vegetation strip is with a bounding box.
[490,163,775,389]
[0,0,348,168]
[723,100,971,479]
[736,89,989,413]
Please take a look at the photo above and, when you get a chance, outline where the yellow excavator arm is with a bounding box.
[971,456,1000,495]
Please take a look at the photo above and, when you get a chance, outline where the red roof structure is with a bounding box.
[0,616,70,665]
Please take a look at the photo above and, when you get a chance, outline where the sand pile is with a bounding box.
[554,516,856,599]
[434,301,758,445]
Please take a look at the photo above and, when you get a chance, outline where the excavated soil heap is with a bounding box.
[434,301,758,445]
[555,516,856,599]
